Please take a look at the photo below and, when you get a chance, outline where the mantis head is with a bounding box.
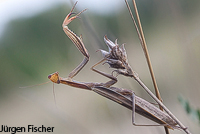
[48,72,60,84]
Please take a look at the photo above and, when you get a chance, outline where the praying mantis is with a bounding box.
[48,1,191,134]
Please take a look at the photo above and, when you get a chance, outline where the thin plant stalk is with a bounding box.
[125,0,191,134]
[125,0,168,133]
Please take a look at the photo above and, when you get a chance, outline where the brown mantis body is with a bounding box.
[48,2,178,130]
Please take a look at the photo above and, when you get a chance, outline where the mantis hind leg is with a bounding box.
[131,92,171,128]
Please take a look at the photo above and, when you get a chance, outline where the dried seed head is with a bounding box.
[98,49,109,58]
[103,35,128,61]
[99,35,133,77]
[105,59,125,69]
[104,35,116,52]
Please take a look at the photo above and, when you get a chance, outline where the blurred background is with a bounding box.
[0,0,200,133]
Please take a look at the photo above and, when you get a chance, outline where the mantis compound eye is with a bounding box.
[56,80,60,84]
